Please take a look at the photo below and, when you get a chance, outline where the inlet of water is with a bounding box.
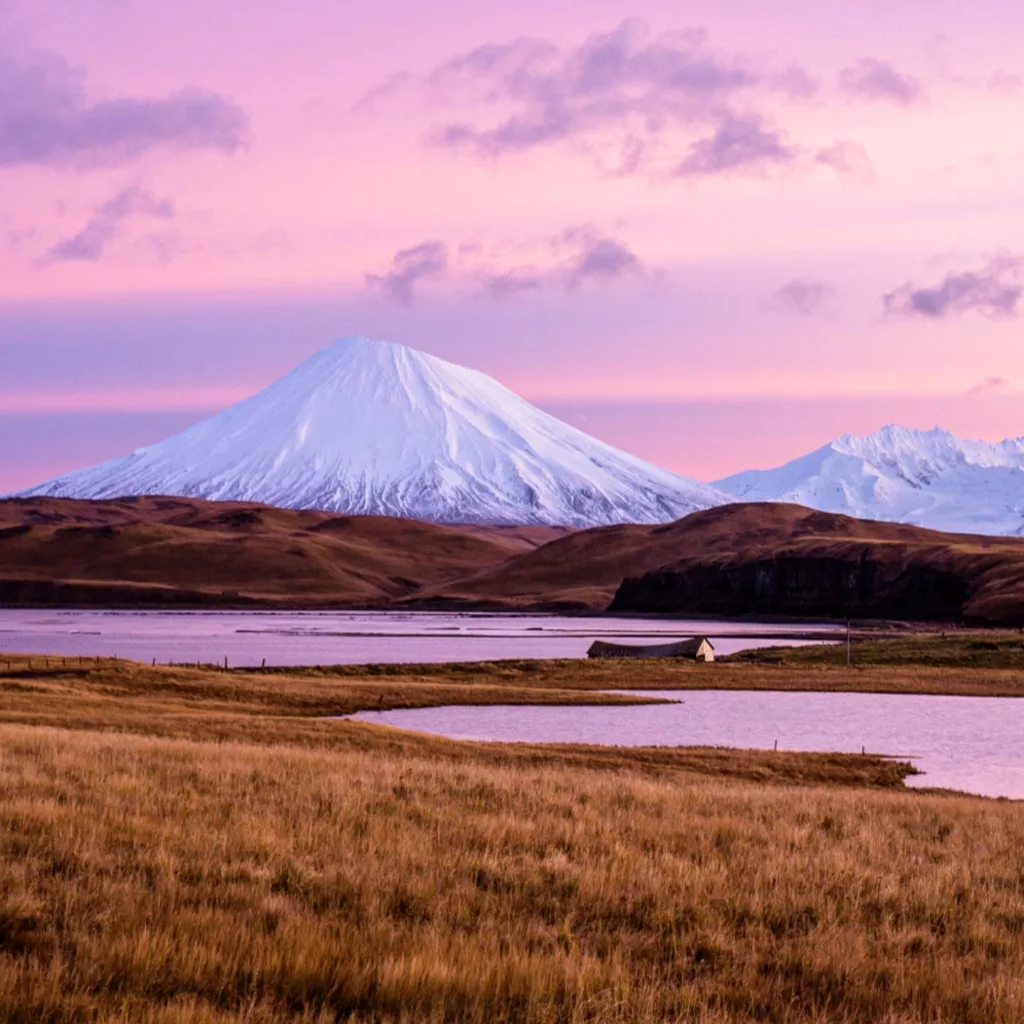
[350,690,1024,800]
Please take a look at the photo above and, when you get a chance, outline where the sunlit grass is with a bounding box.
[0,648,1019,1021]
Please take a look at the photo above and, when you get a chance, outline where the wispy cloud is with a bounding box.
[365,20,817,180]
[368,228,647,304]
[884,256,1022,318]
[0,47,248,169]
[815,140,875,181]
[766,278,836,317]
[482,227,646,299]
[968,376,1011,395]
[360,22,944,184]
[838,58,923,105]
[44,186,175,263]
[988,71,1022,97]
[365,241,449,306]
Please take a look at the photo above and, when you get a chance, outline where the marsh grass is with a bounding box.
[0,652,1020,1021]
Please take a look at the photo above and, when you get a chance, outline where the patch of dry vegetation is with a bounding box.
[0,724,1021,1022]
[0,652,1020,1021]
[726,629,1024,669]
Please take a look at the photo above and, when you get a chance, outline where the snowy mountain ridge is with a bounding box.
[716,424,1024,536]
[18,337,1024,536]
[21,336,729,527]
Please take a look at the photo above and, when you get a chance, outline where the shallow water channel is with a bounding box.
[350,690,1024,800]
[0,610,831,665]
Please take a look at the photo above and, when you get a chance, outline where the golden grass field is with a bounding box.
[0,640,1022,1022]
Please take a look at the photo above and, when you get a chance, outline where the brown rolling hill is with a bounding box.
[409,503,1024,624]
[4,497,1024,623]
[0,496,568,608]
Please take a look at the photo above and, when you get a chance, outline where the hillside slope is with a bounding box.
[0,496,565,607]
[414,502,1024,623]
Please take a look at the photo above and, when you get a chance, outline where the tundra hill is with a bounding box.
[411,503,1024,623]
[0,496,566,608]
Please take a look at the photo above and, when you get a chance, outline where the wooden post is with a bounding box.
[846,620,852,667]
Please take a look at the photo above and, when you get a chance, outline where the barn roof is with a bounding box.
[587,636,714,659]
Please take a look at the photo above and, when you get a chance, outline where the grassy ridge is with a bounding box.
[0,649,1021,1021]
[725,629,1024,668]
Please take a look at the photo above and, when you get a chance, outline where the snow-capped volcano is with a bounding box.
[21,336,729,526]
[716,425,1024,536]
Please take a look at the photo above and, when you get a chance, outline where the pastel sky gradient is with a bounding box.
[2,0,1024,491]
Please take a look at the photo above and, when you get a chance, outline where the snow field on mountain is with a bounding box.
[716,425,1024,536]
[22,336,728,527]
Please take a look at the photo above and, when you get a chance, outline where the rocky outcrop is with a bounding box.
[610,552,974,621]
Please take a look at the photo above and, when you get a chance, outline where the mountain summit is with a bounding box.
[716,425,1024,536]
[23,336,728,526]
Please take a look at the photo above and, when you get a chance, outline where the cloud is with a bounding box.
[563,232,644,289]
[483,268,545,299]
[883,256,1022,319]
[482,227,646,298]
[0,47,248,168]
[766,278,836,316]
[969,376,1010,395]
[988,71,1022,97]
[370,19,816,179]
[45,186,175,263]
[815,140,875,181]
[366,241,449,305]
[674,113,797,176]
[369,227,648,304]
[838,58,923,105]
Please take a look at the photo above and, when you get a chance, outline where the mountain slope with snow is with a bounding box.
[21,336,729,527]
[715,425,1024,536]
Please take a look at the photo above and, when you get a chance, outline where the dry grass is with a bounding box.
[0,725,1021,1023]
[0,653,1021,1021]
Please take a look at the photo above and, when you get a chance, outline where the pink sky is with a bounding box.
[2,0,1024,491]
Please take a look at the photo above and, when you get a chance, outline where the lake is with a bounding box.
[0,610,833,666]
[350,690,1024,800]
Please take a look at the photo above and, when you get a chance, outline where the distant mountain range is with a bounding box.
[17,337,1024,536]
[716,425,1024,537]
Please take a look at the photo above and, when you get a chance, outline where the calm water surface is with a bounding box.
[0,610,830,666]
[351,691,1024,800]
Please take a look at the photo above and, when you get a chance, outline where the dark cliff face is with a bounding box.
[609,553,973,622]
